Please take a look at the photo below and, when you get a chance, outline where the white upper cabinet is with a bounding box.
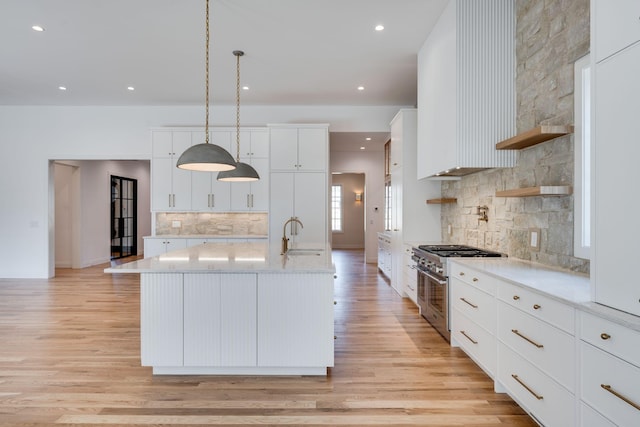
[151,131,192,211]
[229,157,269,211]
[269,125,328,171]
[191,131,232,212]
[593,0,640,62]
[234,128,269,159]
[416,0,516,179]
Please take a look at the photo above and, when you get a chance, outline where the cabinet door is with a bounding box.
[220,274,257,366]
[172,167,192,211]
[140,274,183,366]
[257,273,333,367]
[269,128,299,170]
[594,0,640,62]
[164,238,187,253]
[293,172,326,244]
[151,158,173,211]
[144,238,167,257]
[249,129,269,158]
[172,131,192,156]
[248,157,269,211]
[594,45,640,316]
[297,128,327,171]
[232,130,251,159]
[191,172,212,211]
[184,274,222,366]
[152,131,173,158]
[269,172,295,243]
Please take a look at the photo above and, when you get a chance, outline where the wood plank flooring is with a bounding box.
[0,249,536,426]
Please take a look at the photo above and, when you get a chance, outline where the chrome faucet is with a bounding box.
[282,217,304,254]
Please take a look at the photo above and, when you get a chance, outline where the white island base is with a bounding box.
[107,242,335,376]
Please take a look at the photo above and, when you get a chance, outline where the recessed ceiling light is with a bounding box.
[242,86,249,90]
[357,86,365,91]
[127,86,135,91]
[365,137,372,141]
[360,146,365,150]
[58,86,67,91]
[32,25,44,32]
[375,24,384,31]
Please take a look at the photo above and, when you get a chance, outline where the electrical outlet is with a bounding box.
[529,228,540,251]
[447,224,452,235]
[172,220,181,228]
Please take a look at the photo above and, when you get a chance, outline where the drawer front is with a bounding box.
[451,307,496,378]
[580,403,616,427]
[498,302,575,392]
[449,262,497,295]
[581,342,640,427]
[451,277,496,333]
[580,311,640,368]
[594,0,640,62]
[497,281,575,334]
[498,343,575,427]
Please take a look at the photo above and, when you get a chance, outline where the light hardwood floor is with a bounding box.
[0,249,536,426]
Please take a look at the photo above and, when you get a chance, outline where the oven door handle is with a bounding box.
[419,270,447,285]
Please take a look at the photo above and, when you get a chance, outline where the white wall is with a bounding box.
[0,104,403,278]
[330,151,385,264]
[331,173,365,249]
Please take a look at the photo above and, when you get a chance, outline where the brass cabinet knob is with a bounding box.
[459,272,465,276]
[472,277,479,282]
[600,333,611,340]
[513,295,520,301]
[334,301,337,305]
[533,304,541,310]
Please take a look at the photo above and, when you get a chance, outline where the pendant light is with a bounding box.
[176,0,236,172]
[217,51,260,182]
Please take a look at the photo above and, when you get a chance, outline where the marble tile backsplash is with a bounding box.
[156,212,268,236]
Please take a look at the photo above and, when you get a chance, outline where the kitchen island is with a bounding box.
[106,241,335,375]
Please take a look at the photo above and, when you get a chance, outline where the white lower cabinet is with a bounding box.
[184,274,257,367]
[257,273,334,367]
[141,273,184,367]
[497,302,575,392]
[498,342,576,427]
[402,244,417,305]
[579,311,640,426]
[451,308,496,378]
[144,237,188,258]
[580,402,616,427]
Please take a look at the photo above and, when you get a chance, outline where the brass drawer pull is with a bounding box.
[512,374,543,400]
[460,330,478,344]
[601,384,640,411]
[459,272,465,276]
[511,329,544,348]
[472,277,479,282]
[460,297,478,309]
[600,333,611,340]
[533,304,541,310]
[513,295,520,301]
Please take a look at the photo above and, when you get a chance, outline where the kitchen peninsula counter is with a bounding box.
[106,242,335,376]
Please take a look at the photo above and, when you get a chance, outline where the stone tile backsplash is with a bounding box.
[156,212,268,236]
[439,0,590,274]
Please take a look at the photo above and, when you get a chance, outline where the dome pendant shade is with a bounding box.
[176,143,237,172]
[217,161,260,182]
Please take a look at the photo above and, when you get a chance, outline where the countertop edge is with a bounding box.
[450,258,640,332]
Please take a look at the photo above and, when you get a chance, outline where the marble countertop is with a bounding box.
[106,241,335,274]
[450,258,640,332]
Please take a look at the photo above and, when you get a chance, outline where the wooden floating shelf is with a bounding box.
[426,198,457,204]
[496,125,574,150]
[495,186,573,197]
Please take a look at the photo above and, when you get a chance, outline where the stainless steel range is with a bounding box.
[411,244,504,341]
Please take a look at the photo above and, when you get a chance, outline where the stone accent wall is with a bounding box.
[440,0,590,273]
[155,212,268,237]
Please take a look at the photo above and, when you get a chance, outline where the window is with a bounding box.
[574,54,590,260]
[331,185,343,232]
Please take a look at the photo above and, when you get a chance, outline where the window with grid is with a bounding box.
[331,185,343,232]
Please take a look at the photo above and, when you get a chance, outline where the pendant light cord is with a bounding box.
[235,51,241,161]
[205,0,210,144]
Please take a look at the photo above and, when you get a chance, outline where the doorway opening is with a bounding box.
[110,175,137,260]
[331,173,365,249]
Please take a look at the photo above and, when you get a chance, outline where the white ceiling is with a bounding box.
[1,0,448,147]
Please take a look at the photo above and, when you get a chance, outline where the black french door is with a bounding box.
[110,175,137,259]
